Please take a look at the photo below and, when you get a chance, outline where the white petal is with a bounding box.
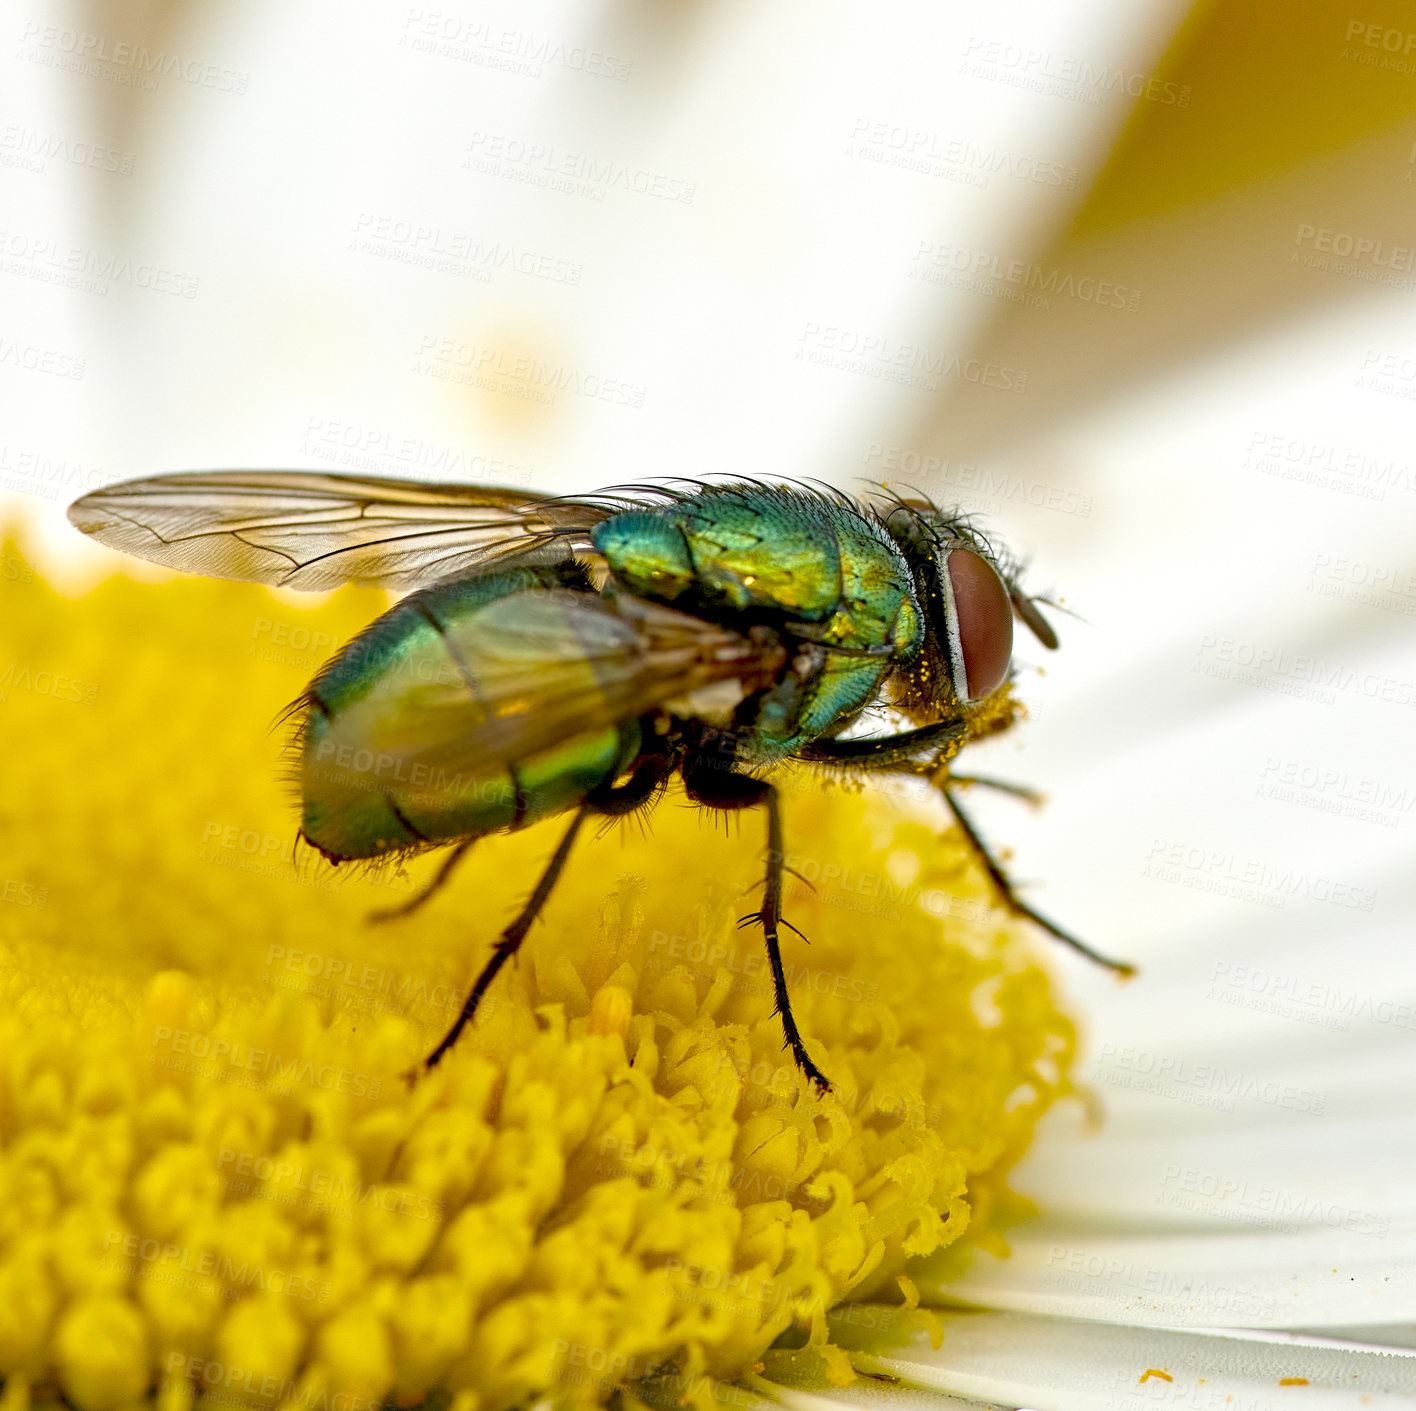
[915,1095,1416,1328]
[919,1221,1416,1330]
[910,294,1416,1336]
[766,1310,1416,1411]
[766,1379,1000,1411]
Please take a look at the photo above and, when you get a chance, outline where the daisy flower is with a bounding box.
[3,0,1415,1406]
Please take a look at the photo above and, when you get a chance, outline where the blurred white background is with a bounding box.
[5,0,1416,1344]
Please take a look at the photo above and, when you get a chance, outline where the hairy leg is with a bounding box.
[424,806,590,1070]
[682,765,831,1093]
[797,718,968,770]
[945,773,1045,807]
[800,731,1133,976]
[936,778,1133,974]
[420,746,675,1070]
[370,838,475,923]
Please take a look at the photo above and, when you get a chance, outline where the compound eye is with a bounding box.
[944,548,1013,702]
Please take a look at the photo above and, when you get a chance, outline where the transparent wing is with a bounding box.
[68,470,611,590]
[337,589,784,777]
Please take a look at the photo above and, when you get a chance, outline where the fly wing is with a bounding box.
[367,590,784,776]
[68,470,610,590]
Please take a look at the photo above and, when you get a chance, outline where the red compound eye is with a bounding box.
[944,548,1013,702]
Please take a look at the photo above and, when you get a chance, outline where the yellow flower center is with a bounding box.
[0,547,1074,1410]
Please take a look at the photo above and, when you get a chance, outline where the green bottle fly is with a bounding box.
[70,472,1132,1092]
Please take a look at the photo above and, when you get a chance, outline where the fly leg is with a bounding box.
[369,838,475,923]
[944,773,1045,807]
[800,732,1133,977]
[934,776,1133,975]
[421,748,673,1070]
[797,718,969,769]
[425,805,590,1070]
[587,748,676,818]
[682,766,830,1094]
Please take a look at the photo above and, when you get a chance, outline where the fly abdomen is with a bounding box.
[298,567,638,861]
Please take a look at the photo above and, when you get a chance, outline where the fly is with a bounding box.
[69,471,1133,1092]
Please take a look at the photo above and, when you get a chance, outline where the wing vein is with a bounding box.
[69,469,610,590]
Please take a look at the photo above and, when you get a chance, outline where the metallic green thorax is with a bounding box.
[300,488,923,859]
[592,487,921,756]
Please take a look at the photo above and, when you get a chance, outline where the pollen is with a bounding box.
[0,544,1076,1410]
